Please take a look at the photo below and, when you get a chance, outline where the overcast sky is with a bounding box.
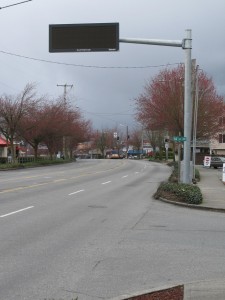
[0,0,224,130]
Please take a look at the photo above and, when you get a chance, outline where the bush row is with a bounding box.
[0,158,74,170]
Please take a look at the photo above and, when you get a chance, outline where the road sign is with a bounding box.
[204,156,211,167]
[173,136,187,142]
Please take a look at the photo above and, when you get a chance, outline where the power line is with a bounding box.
[0,0,32,10]
[0,49,181,70]
[84,111,134,116]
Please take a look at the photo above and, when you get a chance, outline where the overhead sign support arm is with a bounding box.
[119,29,192,183]
[119,38,183,48]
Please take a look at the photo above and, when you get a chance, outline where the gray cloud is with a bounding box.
[0,0,224,128]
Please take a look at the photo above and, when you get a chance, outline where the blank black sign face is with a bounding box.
[49,23,119,53]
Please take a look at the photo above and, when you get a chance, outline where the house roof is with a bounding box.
[0,137,8,147]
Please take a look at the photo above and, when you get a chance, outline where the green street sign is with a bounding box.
[173,136,187,142]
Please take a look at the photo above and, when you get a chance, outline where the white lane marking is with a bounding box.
[122,175,128,178]
[0,206,34,218]
[68,189,84,196]
[135,172,140,174]
[102,181,111,185]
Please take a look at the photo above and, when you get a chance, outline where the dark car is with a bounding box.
[210,156,225,168]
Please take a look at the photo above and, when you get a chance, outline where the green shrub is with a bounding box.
[194,168,200,181]
[154,182,203,205]
[0,163,18,169]
[154,152,163,160]
[0,157,7,164]
[0,158,74,170]
[148,157,155,161]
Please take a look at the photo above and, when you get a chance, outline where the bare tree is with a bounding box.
[17,99,45,160]
[0,83,36,162]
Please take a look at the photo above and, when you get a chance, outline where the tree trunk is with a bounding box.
[9,137,16,163]
[34,144,38,160]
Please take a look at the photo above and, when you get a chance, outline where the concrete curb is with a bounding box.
[109,283,184,300]
[184,278,225,300]
[157,197,225,214]
[109,278,225,300]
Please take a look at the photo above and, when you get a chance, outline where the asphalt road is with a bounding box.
[1,159,225,300]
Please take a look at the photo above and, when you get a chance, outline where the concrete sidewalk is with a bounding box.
[196,166,225,212]
[184,166,225,299]
[156,166,225,300]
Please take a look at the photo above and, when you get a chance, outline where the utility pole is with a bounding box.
[57,84,73,158]
[57,83,73,105]
[126,125,129,158]
[192,64,199,182]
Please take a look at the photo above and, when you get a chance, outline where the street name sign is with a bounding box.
[173,136,187,142]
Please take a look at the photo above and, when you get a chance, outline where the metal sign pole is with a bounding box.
[120,29,192,183]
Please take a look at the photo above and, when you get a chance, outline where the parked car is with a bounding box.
[210,156,225,168]
[110,153,120,159]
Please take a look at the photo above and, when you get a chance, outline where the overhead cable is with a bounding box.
[0,49,181,70]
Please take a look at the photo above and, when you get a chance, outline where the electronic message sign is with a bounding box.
[49,23,119,53]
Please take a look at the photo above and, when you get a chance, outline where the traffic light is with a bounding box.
[117,136,119,141]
